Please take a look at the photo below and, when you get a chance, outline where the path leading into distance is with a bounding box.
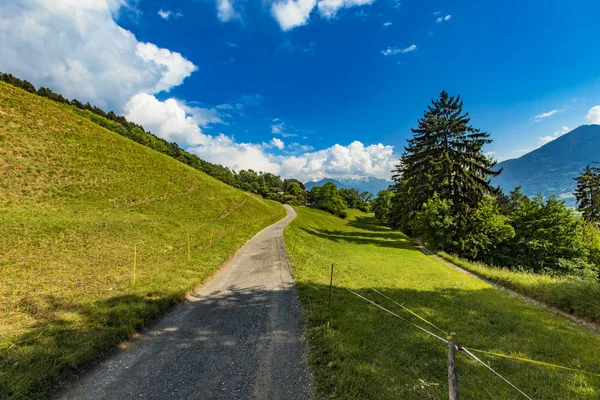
[58,205,314,400]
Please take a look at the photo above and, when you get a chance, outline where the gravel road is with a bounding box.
[57,205,314,400]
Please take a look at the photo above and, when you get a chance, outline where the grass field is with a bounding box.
[284,207,600,399]
[437,252,600,324]
[0,83,285,399]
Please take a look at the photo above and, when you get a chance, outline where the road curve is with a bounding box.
[57,205,314,400]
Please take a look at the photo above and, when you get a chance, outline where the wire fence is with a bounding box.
[318,263,600,400]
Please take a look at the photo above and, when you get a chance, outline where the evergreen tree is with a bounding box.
[574,164,600,223]
[390,91,500,232]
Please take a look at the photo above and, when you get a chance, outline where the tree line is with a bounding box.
[0,72,302,204]
[371,91,599,279]
[307,183,373,218]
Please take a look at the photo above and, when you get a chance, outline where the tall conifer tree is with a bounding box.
[574,164,600,223]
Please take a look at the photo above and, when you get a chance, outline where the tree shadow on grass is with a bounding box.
[348,215,394,233]
[2,285,308,400]
[294,282,600,400]
[300,227,418,251]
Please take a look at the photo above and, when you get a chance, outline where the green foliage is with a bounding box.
[372,189,394,224]
[496,195,594,278]
[411,193,458,251]
[574,164,600,223]
[309,182,348,218]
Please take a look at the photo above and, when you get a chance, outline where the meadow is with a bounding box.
[284,206,600,399]
[437,253,600,324]
[0,83,284,399]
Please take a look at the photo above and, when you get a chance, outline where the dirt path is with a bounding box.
[57,205,314,400]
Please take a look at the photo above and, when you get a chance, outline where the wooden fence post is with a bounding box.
[447,333,459,400]
[328,263,334,309]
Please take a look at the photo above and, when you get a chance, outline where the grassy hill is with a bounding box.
[0,82,284,399]
[284,207,600,399]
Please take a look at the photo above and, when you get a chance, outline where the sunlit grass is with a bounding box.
[0,83,285,399]
[285,206,600,399]
[437,252,600,323]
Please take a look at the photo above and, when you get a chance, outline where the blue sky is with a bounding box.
[1,0,600,181]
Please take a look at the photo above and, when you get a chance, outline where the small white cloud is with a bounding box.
[538,126,570,146]
[433,11,441,15]
[436,14,451,23]
[317,0,375,19]
[381,45,417,56]
[271,138,285,150]
[271,0,316,31]
[226,42,239,48]
[382,21,392,27]
[587,106,600,124]
[532,109,559,121]
[444,15,451,21]
[158,9,183,20]
[216,0,240,22]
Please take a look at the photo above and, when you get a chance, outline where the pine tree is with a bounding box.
[391,91,500,228]
[574,164,600,223]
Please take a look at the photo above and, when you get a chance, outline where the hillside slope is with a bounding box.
[0,82,284,399]
[493,124,600,203]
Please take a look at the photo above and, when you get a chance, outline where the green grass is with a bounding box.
[437,252,600,324]
[0,82,285,399]
[284,206,600,399]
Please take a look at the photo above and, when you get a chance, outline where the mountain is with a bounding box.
[493,124,600,205]
[305,176,394,194]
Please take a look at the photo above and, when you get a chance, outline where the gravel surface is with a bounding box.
[57,205,314,400]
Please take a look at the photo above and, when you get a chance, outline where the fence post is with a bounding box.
[447,333,459,400]
[209,229,214,249]
[328,263,334,309]
[133,244,137,285]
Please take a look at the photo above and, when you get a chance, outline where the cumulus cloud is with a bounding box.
[125,94,396,179]
[538,126,570,146]
[0,0,197,111]
[158,9,183,20]
[381,45,417,56]
[271,138,285,150]
[382,21,392,27]
[587,106,600,124]
[436,14,451,23]
[271,0,316,30]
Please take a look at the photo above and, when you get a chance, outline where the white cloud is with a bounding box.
[317,0,374,19]
[271,0,316,30]
[270,0,374,30]
[271,138,285,150]
[136,42,197,93]
[538,126,570,146]
[532,109,560,121]
[587,106,600,124]
[216,0,239,22]
[125,95,396,179]
[381,45,417,56]
[382,21,392,27]
[272,122,284,134]
[436,14,451,23]
[158,9,183,20]
[0,0,197,111]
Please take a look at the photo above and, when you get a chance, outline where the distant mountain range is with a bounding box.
[304,176,394,194]
[493,124,600,206]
